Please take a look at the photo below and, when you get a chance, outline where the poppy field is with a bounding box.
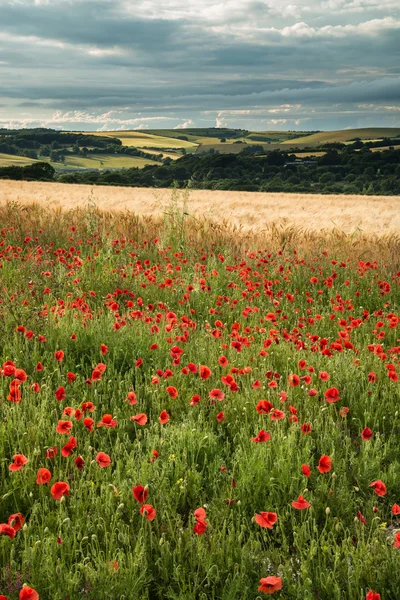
[0,200,400,600]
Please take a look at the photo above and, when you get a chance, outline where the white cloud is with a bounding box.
[174,119,195,129]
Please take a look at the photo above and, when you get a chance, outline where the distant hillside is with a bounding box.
[281,128,400,145]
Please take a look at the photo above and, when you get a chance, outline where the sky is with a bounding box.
[0,0,399,132]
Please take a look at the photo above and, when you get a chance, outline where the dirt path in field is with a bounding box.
[1,179,399,234]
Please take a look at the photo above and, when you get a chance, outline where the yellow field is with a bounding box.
[1,180,400,235]
[92,131,197,149]
[282,128,400,146]
[59,154,161,169]
[0,153,40,167]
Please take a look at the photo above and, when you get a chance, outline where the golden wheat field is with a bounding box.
[1,180,400,236]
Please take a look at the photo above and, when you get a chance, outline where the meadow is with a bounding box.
[0,193,399,600]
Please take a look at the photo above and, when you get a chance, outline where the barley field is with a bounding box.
[1,180,400,235]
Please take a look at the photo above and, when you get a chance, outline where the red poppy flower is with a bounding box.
[9,454,28,472]
[56,420,73,435]
[67,372,76,382]
[96,452,111,468]
[166,386,178,399]
[292,495,311,510]
[366,591,381,600]
[50,481,70,500]
[256,400,273,414]
[126,391,137,405]
[216,411,225,422]
[317,455,332,474]
[325,387,340,403]
[54,350,64,362]
[255,511,278,529]
[361,427,373,441]
[308,388,318,397]
[14,368,27,382]
[83,417,94,432]
[369,480,386,496]
[74,456,85,470]
[0,523,16,539]
[61,436,77,457]
[100,344,108,355]
[270,409,285,421]
[199,365,212,380]
[45,446,57,459]
[19,586,39,600]
[133,485,149,504]
[8,513,24,532]
[159,410,170,424]
[140,504,156,521]
[300,423,312,434]
[130,413,148,426]
[258,576,282,594]
[392,503,400,515]
[319,371,330,381]
[301,464,311,477]
[357,511,367,525]
[190,394,201,406]
[193,507,207,535]
[288,374,300,387]
[150,449,159,463]
[36,468,52,485]
[209,389,225,401]
[193,519,207,535]
[394,532,400,548]
[55,386,66,401]
[218,356,228,367]
[251,430,271,443]
[97,414,117,428]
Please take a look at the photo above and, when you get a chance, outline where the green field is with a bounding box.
[0,204,399,599]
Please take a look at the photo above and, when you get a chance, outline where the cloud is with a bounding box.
[0,0,399,131]
[174,119,195,129]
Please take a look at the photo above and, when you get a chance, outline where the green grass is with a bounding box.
[0,200,399,600]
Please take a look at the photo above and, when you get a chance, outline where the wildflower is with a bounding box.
[8,513,24,532]
[361,427,373,440]
[133,485,148,504]
[369,480,387,496]
[258,576,282,594]
[251,430,271,443]
[325,387,340,403]
[140,504,156,521]
[301,464,311,477]
[50,481,70,500]
[9,454,28,472]
[96,452,111,468]
[36,468,52,484]
[130,413,148,426]
[255,512,278,529]
[292,495,311,510]
[19,586,39,600]
[317,455,332,474]
[159,410,170,424]
[0,523,16,539]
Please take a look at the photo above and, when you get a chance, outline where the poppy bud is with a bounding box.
[325,507,330,515]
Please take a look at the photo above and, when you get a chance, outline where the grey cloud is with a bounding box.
[0,0,399,130]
